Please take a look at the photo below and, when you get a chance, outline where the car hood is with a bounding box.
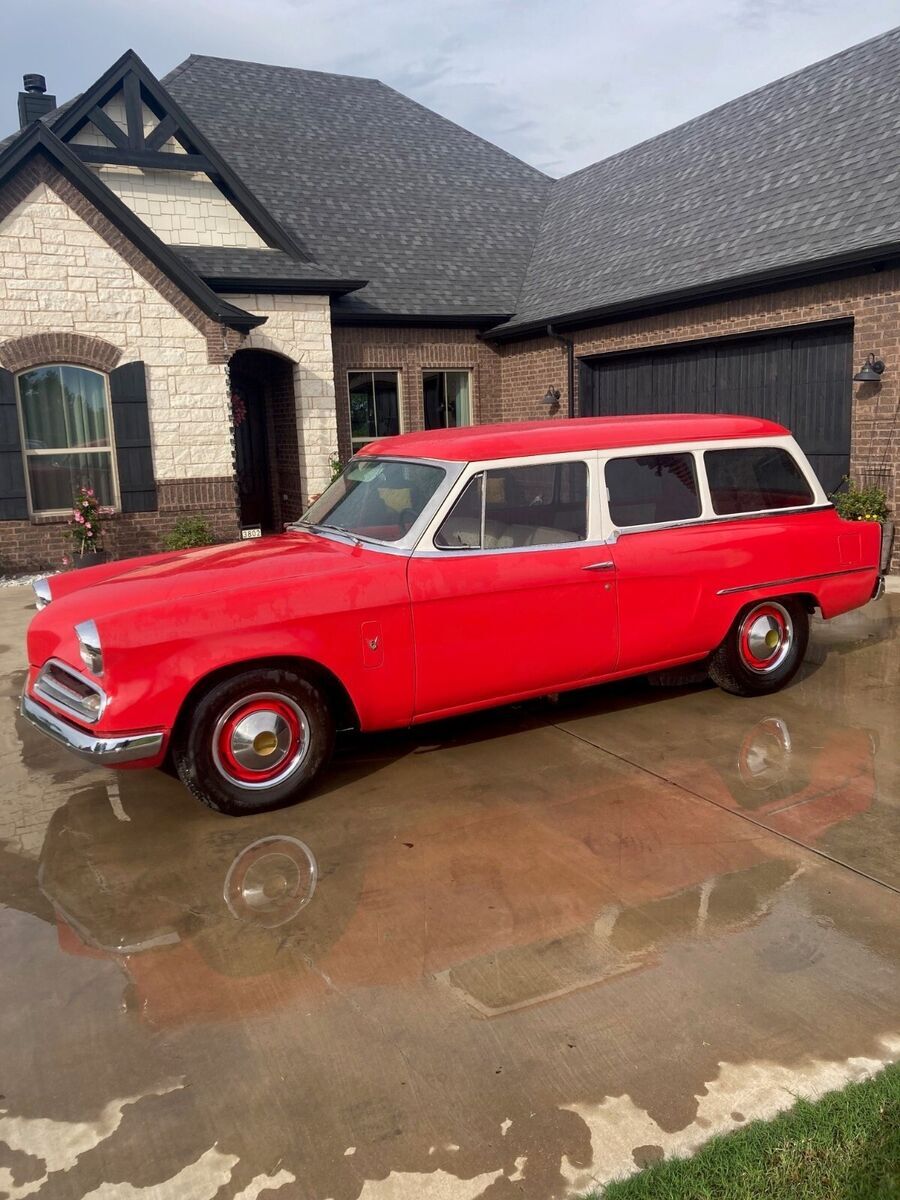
[37,532,393,623]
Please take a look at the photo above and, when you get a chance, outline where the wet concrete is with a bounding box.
[0,587,898,1199]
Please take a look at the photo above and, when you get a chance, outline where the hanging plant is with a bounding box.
[231,392,247,428]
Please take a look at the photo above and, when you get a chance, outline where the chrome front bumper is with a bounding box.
[20,693,165,766]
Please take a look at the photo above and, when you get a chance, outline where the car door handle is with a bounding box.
[582,560,616,571]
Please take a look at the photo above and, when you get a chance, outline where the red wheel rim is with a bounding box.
[212,692,309,789]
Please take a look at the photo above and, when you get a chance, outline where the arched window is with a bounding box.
[16,365,118,514]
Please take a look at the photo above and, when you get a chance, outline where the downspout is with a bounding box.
[546,325,576,417]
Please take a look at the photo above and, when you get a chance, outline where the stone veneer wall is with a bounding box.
[495,273,900,572]
[226,295,337,503]
[331,326,503,462]
[0,160,241,571]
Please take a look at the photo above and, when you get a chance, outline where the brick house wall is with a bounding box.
[331,326,502,462]
[494,271,900,571]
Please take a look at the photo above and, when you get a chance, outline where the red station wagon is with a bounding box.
[21,414,883,815]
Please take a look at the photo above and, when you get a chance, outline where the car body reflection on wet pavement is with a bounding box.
[0,589,897,1200]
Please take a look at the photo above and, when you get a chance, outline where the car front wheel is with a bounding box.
[708,598,809,697]
[173,667,334,815]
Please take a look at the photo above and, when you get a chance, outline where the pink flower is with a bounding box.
[62,555,70,566]
[86,488,95,497]
[86,530,94,538]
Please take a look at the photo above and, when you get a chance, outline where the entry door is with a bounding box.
[407,460,618,717]
[231,369,273,530]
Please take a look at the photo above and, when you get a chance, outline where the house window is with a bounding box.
[605,452,700,528]
[17,365,118,514]
[423,370,471,429]
[348,371,401,449]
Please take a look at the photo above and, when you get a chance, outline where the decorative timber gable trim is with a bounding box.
[0,125,263,358]
[48,50,312,262]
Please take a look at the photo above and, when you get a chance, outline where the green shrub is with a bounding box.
[161,517,215,551]
[330,455,344,482]
[829,478,888,522]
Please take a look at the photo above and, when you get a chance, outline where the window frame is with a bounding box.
[346,369,403,451]
[421,368,474,431]
[702,444,816,518]
[421,452,601,556]
[15,363,121,518]
[598,437,826,538]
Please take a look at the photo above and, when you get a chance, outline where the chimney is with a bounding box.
[18,74,57,128]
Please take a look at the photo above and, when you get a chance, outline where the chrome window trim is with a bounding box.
[34,657,108,725]
[413,536,612,561]
[290,456,465,555]
[608,502,834,539]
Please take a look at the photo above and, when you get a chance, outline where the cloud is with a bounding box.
[3,0,898,175]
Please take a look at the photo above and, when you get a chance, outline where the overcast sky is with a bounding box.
[4,0,898,176]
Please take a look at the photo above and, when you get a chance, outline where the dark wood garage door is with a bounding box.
[579,323,853,492]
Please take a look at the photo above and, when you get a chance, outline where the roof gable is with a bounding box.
[49,50,312,261]
[0,122,264,333]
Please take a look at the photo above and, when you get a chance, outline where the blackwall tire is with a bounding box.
[708,598,809,697]
[174,667,334,816]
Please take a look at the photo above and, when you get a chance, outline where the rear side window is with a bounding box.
[605,453,700,528]
[705,447,814,515]
[435,461,588,549]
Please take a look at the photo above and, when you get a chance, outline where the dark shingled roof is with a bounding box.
[174,246,364,293]
[494,26,900,335]
[163,55,552,320]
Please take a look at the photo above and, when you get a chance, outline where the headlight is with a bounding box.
[33,578,52,610]
[75,619,103,676]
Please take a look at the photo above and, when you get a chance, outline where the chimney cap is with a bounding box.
[22,74,47,94]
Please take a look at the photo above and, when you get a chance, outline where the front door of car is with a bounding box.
[406,459,619,718]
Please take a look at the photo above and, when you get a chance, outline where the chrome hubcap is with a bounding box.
[739,603,794,674]
[230,711,293,772]
[212,692,310,790]
[224,836,319,928]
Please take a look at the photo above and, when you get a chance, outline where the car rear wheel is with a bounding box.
[173,667,334,815]
[708,598,809,697]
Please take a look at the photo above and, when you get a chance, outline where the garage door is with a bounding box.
[578,323,852,492]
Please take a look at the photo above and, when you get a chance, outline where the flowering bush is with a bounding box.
[65,486,110,557]
[829,479,888,523]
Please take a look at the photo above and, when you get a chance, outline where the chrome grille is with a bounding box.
[34,660,106,724]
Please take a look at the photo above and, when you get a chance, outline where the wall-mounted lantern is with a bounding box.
[853,353,886,383]
[543,386,561,411]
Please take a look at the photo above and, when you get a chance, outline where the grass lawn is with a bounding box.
[585,1063,900,1200]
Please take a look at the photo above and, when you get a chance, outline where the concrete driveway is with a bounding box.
[0,586,897,1200]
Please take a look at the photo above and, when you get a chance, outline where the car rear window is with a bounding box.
[704,447,814,515]
[435,461,588,549]
[605,453,700,528]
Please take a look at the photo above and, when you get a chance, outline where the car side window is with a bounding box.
[605,453,700,528]
[704,447,814,515]
[435,461,588,549]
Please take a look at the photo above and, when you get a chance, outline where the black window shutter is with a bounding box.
[109,361,157,513]
[0,367,28,521]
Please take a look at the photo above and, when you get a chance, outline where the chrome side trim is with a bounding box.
[33,658,107,724]
[20,694,164,765]
[33,577,52,609]
[716,566,874,597]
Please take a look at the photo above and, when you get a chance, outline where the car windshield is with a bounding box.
[296,458,446,543]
